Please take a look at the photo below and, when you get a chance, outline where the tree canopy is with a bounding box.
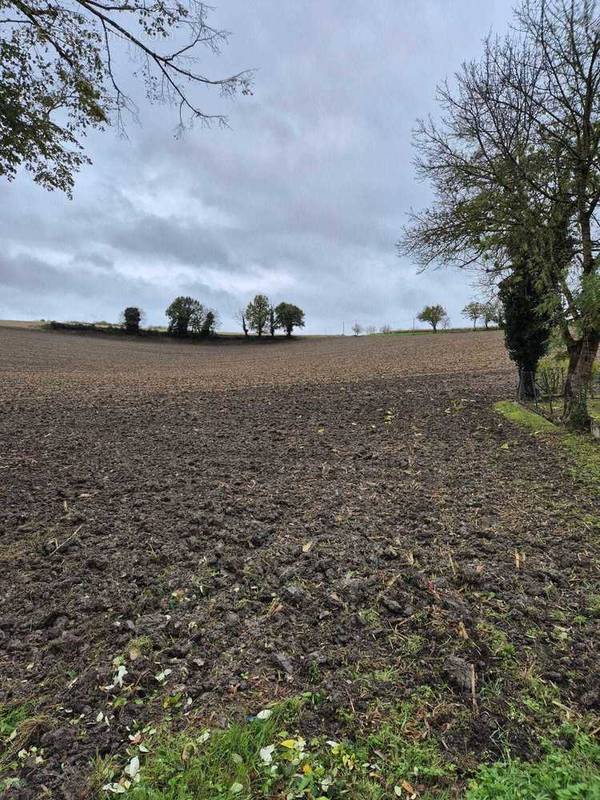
[0,0,252,194]
[275,302,305,337]
[166,296,202,337]
[245,294,271,337]
[417,304,448,333]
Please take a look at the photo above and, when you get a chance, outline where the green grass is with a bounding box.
[0,705,30,741]
[94,689,600,800]
[494,401,600,489]
[0,704,35,792]
[493,401,558,434]
[466,731,600,799]
[97,693,457,799]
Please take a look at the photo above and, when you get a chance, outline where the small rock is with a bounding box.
[382,596,403,614]
[580,690,599,709]
[282,585,307,606]
[444,656,473,692]
[272,652,294,675]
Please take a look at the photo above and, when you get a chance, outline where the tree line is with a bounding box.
[122,295,305,338]
[399,0,600,430]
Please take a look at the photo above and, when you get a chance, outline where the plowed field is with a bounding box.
[1,327,598,798]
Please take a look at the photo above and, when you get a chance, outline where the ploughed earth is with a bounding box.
[0,327,598,798]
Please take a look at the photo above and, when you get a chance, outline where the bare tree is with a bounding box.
[234,308,249,338]
[399,0,600,428]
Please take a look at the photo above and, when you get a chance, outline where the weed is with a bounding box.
[587,595,600,618]
[0,705,30,741]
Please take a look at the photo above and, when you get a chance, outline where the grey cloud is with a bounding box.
[0,0,514,332]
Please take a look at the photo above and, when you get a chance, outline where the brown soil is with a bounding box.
[0,328,598,798]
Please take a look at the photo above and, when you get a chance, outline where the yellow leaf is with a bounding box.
[280,739,297,749]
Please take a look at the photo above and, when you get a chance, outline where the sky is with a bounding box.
[0,0,515,334]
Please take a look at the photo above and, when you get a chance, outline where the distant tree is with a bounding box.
[268,306,278,337]
[482,301,502,329]
[235,308,249,337]
[200,310,218,337]
[366,325,377,335]
[122,307,142,334]
[245,294,271,337]
[380,324,392,334]
[275,303,305,337]
[351,322,363,336]
[166,296,203,337]
[462,301,483,330]
[499,274,552,400]
[417,304,447,333]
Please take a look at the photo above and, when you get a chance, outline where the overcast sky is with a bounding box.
[0,0,514,333]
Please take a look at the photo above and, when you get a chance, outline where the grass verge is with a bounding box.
[494,401,600,489]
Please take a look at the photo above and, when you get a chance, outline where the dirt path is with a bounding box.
[0,330,598,797]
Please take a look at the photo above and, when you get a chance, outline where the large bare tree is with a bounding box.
[0,0,252,194]
[400,0,600,428]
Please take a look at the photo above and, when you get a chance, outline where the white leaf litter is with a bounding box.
[102,783,127,794]
[105,665,128,691]
[256,709,272,720]
[124,756,140,780]
[259,744,276,765]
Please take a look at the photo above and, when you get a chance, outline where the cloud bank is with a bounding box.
[0,0,513,333]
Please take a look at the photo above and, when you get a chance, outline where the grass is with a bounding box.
[0,703,38,792]
[0,704,30,741]
[466,730,600,799]
[493,401,558,434]
[494,401,600,489]
[96,692,458,799]
[93,687,600,800]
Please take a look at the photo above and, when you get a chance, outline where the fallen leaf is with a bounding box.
[259,744,275,764]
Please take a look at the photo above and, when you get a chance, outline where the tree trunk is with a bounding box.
[517,367,537,401]
[563,329,599,429]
